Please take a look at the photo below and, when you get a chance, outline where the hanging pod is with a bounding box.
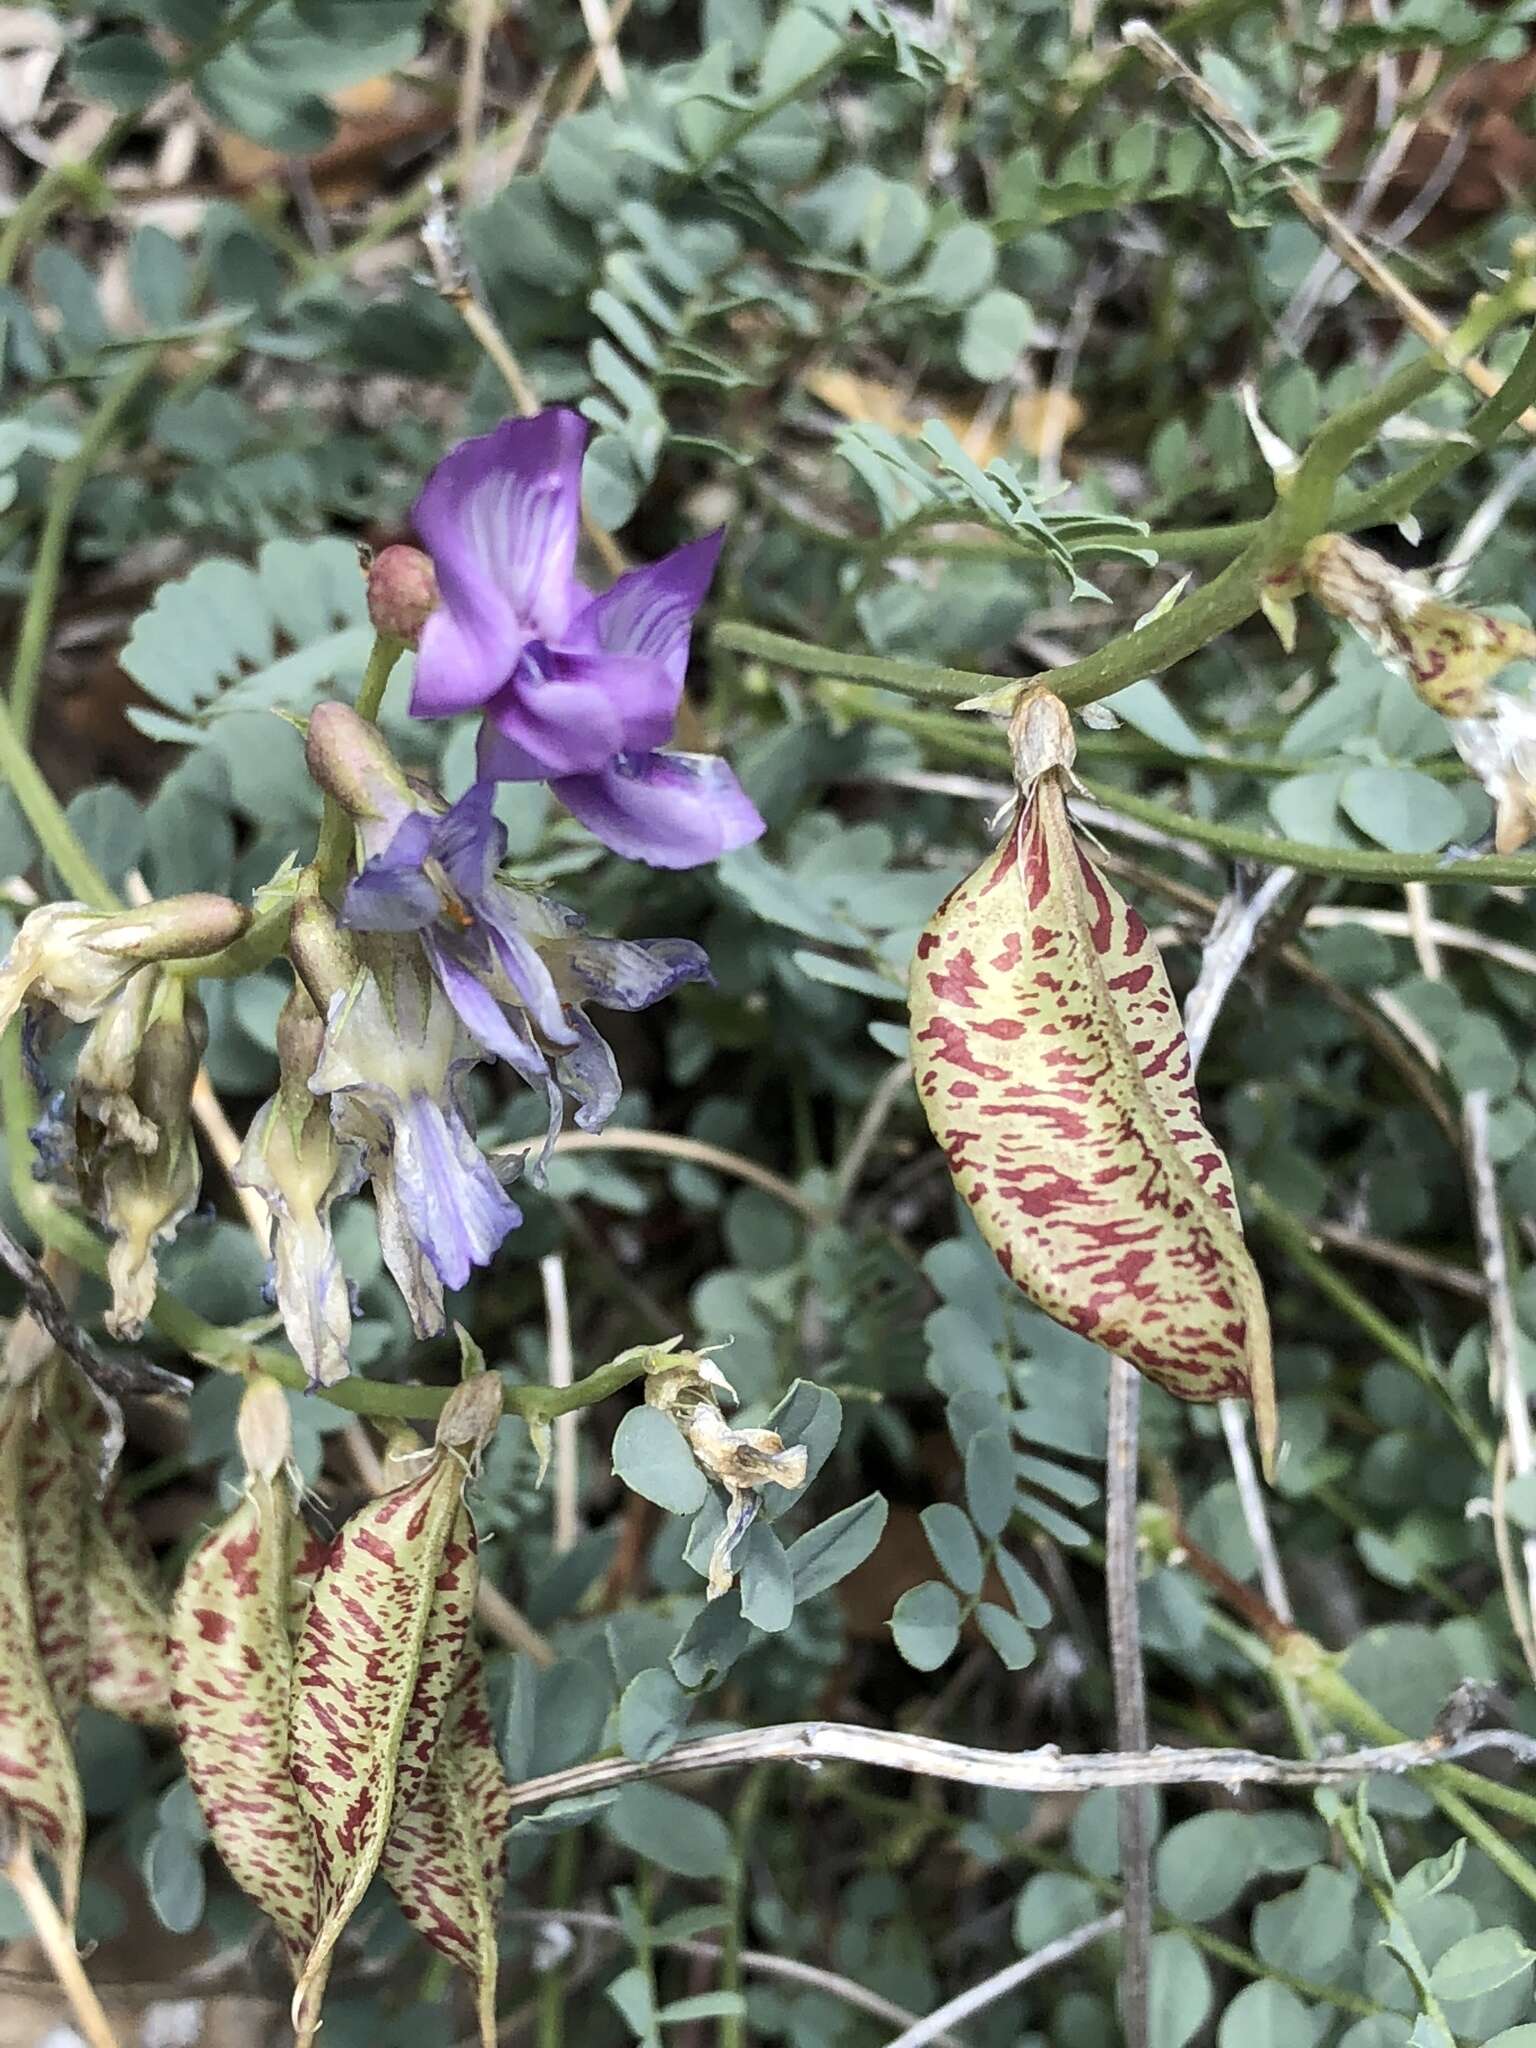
[909,690,1276,1472]
[169,1377,325,1973]
[0,1356,89,1916]
[84,1486,174,1728]
[287,1368,503,2036]
[378,1644,513,2048]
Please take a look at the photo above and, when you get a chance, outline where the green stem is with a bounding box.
[817,682,1536,886]
[314,634,405,891]
[8,349,160,742]
[720,289,1536,710]
[1249,1187,1493,1462]
[718,1769,771,2048]
[0,694,116,908]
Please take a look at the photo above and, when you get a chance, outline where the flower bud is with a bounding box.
[366,544,438,646]
[288,879,360,1014]
[0,893,247,1037]
[305,701,415,827]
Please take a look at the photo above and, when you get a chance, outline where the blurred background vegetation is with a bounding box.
[7,1,1536,2043]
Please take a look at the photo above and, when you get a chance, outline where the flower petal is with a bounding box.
[561,933,712,1011]
[475,723,549,783]
[569,531,724,687]
[553,1011,621,1132]
[410,413,587,717]
[553,751,766,869]
[429,782,506,905]
[388,1089,521,1292]
[483,647,675,778]
[343,814,441,933]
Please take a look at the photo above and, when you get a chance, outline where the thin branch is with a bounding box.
[1121,20,1536,431]
[576,0,628,98]
[4,1829,123,2048]
[1307,1220,1485,1300]
[880,1915,1123,2048]
[540,1252,579,1556]
[1465,1089,1536,1683]
[1104,1359,1150,2048]
[458,0,497,205]
[501,1715,1536,1810]
[550,1128,827,1222]
[502,1910,956,2047]
[1305,906,1536,981]
[834,1060,914,1210]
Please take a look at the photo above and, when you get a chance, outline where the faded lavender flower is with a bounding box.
[290,887,519,1336]
[402,411,765,868]
[74,973,206,1338]
[308,701,710,1176]
[0,893,248,1038]
[234,986,360,1388]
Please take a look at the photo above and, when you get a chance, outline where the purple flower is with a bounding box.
[339,774,711,1177]
[406,411,765,870]
[308,940,520,1332]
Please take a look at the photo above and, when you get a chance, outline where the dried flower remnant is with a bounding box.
[647,1351,808,1596]
[402,411,764,868]
[235,986,361,1388]
[74,974,206,1339]
[909,689,1276,1470]
[287,1367,502,2033]
[0,893,248,1038]
[1302,533,1536,853]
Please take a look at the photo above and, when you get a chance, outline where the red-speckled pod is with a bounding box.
[380,1646,512,2046]
[169,1377,325,1973]
[287,1371,501,2032]
[909,690,1275,1471]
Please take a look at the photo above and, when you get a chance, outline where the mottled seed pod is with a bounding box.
[910,689,1275,1471]
[169,1378,321,1971]
[85,1488,173,1728]
[287,1371,502,2031]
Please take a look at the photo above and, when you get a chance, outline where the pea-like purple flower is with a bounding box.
[405,411,765,870]
[306,704,712,1182]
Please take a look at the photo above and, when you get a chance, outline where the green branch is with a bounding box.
[7,349,160,743]
[720,288,1536,711]
[818,682,1536,886]
[0,695,116,908]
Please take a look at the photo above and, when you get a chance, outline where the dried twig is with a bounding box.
[1104,1358,1150,2048]
[0,1213,187,1402]
[880,1914,1123,2048]
[502,1714,1536,1810]
[577,0,628,99]
[540,1252,579,1556]
[1465,1089,1536,1682]
[551,1127,827,1222]
[1122,20,1536,433]
[501,1909,956,2047]
[4,1828,124,2048]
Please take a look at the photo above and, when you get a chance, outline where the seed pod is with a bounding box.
[288,1371,502,2027]
[379,1647,511,2047]
[20,1362,91,1724]
[0,1377,86,1916]
[910,690,1275,1470]
[85,1488,173,1728]
[169,1378,321,1970]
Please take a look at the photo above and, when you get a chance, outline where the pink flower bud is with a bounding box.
[366,544,438,646]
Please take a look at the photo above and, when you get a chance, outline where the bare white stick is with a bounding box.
[879,1914,1123,2048]
[503,1909,959,2046]
[1465,1089,1536,1680]
[577,0,628,98]
[540,1251,579,1554]
[502,1714,1536,1811]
